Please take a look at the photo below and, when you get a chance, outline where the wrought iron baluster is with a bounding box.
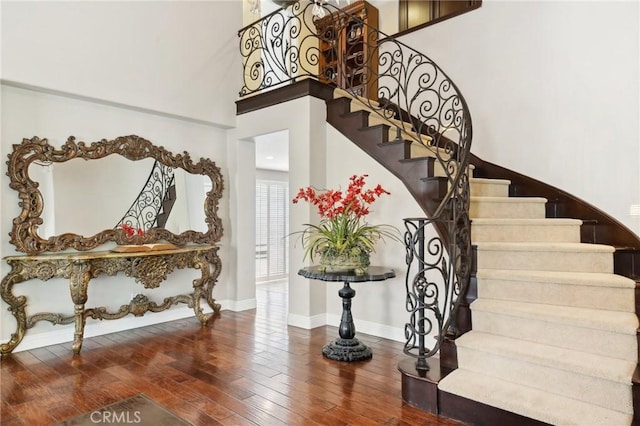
[115,160,175,232]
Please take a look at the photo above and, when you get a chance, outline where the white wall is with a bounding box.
[1,1,240,128]
[0,0,242,352]
[369,0,399,35]
[399,0,640,234]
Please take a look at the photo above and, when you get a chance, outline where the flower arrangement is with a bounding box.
[121,223,145,238]
[292,174,401,272]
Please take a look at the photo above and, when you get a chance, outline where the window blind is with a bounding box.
[256,180,289,281]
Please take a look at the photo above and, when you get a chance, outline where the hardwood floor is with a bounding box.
[1,279,461,425]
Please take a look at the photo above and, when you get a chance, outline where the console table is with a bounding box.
[0,244,221,356]
[298,265,395,362]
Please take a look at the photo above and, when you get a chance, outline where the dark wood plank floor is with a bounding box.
[1,280,461,425]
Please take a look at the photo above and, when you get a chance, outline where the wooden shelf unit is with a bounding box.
[315,0,379,100]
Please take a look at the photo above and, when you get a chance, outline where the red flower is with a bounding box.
[291,174,391,220]
[121,224,145,238]
[291,174,400,262]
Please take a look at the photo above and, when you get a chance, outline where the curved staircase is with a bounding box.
[327,88,639,425]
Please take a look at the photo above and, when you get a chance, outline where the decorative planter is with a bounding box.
[319,249,370,275]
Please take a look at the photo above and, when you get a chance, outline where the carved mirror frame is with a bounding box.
[5,135,224,255]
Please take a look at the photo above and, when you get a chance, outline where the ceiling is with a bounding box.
[255,130,289,172]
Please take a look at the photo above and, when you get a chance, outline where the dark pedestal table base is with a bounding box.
[298,266,395,362]
[323,337,372,361]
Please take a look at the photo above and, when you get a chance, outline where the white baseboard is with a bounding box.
[2,299,260,353]
[4,305,212,353]
[288,312,327,329]
[326,313,405,343]
[286,313,404,343]
[3,301,405,353]
[217,298,256,312]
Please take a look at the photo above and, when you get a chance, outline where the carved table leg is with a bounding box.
[203,250,222,314]
[193,250,220,325]
[322,282,372,362]
[69,262,91,354]
[0,263,28,356]
[191,253,215,324]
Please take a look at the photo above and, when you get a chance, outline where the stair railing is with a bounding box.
[239,0,472,372]
[115,160,176,232]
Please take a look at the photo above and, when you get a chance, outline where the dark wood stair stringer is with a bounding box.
[326,97,444,218]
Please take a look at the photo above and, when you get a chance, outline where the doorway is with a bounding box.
[254,130,290,319]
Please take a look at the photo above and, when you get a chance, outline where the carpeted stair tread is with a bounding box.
[472,218,582,226]
[438,369,633,426]
[475,241,615,253]
[471,196,547,219]
[475,242,615,273]
[470,177,511,186]
[472,307,637,361]
[470,177,511,197]
[471,298,638,334]
[476,269,636,311]
[472,218,582,243]
[477,269,635,289]
[457,332,636,384]
[471,196,547,204]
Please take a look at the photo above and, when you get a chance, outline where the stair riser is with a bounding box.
[372,115,437,148]
[433,161,476,180]
[366,113,410,133]
[410,141,436,158]
[470,181,510,197]
[472,224,581,243]
[471,310,637,362]
[476,249,613,273]
[470,200,546,219]
[327,96,354,116]
[456,348,633,413]
[478,278,636,312]
[385,125,423,145]
[438,369,633,426]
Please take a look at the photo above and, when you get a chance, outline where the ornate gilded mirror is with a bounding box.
[5,135,224,255]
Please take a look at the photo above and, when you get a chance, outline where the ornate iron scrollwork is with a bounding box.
[115,160,175,232]
[403,209,471,371]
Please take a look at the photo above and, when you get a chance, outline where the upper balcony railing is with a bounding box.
[238,0,472,373]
